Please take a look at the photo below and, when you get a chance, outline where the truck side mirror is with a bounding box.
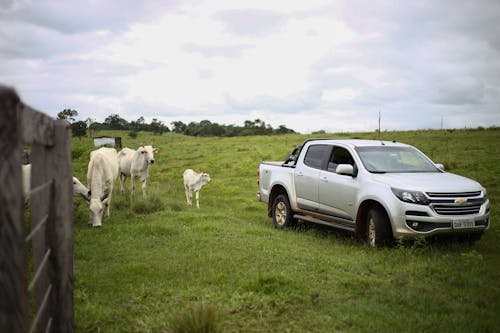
[435,163,445,171]
[336,164,355,176]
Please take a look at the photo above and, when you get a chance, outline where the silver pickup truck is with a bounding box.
[257,138,490,246]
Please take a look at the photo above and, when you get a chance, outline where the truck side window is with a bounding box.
[328,147,355,172]
[303,145,331,170]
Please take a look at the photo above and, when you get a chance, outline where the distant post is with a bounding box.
[378,111,381,138]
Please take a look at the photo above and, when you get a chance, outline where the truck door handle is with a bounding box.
[297,172,304,177]
[321,176,328,182]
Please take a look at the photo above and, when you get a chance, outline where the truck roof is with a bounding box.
[304,138,411,148]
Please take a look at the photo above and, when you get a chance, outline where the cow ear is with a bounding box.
[102,197,110,205]
[154,148,159,153]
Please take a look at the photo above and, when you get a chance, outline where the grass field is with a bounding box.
[70,128,500,332]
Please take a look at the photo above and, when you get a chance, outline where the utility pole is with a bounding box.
[378,111,381,138]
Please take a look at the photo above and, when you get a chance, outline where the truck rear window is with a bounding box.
[303,145,331,169]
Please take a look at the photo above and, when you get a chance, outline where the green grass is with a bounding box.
[72,129,500,332]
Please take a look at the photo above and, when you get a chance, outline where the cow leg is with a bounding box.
[131,176,135,196]
[141,178,147,197]
[184,186,190,206]
[195,191,200,208]
[105,195,112,218]
[119,174,126,194]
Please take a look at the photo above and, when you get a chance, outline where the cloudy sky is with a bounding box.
[1,0,499,133]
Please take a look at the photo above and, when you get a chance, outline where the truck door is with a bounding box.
[295,144,332,212]
[318,146,358,222]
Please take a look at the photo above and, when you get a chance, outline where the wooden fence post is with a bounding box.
[0,87,28,333]
[30,119,74,333]
[47,120,74,332]
[1,86,74,333]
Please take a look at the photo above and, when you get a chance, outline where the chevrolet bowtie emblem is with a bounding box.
[455,198,467,204]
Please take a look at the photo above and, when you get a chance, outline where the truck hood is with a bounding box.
[370,172,483,192]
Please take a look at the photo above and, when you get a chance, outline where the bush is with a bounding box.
[131,195,164,214]
[170,303,220,333]
[71,120,87,138]
[129,131,138,139]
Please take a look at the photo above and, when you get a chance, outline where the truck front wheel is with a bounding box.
[272,194,296,229]
[366,206,393,247]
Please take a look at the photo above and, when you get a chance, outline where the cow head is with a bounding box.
[73,176,90,201]
[201,172,211,185]
[89,198,104,227]
[138,145,157,165]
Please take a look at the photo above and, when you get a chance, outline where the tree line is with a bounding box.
[58,109,296,138]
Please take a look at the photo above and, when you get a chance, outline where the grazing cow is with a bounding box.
[117,145,158,197]
[183,169,211,208]
[87,147,119,227]
[22,164,90,203]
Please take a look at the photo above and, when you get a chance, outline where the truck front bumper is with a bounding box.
[390,199,490,238]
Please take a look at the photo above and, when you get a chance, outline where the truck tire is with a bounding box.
[366,206,393,247]
[272,194,296,229]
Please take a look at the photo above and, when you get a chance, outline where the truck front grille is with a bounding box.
[431,203,482,215]
[426,191,484,216]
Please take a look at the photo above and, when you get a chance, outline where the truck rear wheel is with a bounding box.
[272,194,296,229]
[366,206,393,247]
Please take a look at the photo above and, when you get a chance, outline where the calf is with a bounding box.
[118,145,157,197]
[87,147,119,227]
[183,169,211,208]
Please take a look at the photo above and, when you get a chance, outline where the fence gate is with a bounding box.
[0,86,74,333]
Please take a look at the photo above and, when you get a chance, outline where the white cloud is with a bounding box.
[0,0,499,133]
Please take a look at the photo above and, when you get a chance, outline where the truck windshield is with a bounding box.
[355,146,439,173]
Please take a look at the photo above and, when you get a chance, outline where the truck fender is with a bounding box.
[268,184,294,217]
[354,198,393,238]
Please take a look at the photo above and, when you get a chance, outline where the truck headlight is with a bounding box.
[482,187,488,203]
[391,188,430,205]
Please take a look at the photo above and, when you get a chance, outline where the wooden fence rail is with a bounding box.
[0,86,74,333]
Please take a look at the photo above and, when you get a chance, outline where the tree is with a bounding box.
[104,114,129,130]
[85,117,96,137]
[171,121,187,133]
[276,125,296,134]
[57,109,78,123]
[71,120,87,139]
[150,118,169,135]
[185,122,200,136]
[130,116,146,132]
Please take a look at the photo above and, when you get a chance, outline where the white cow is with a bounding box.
[87,147,119,227]
[117,145,157,197]
[183,169,211,208]
[22,164,90,203]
